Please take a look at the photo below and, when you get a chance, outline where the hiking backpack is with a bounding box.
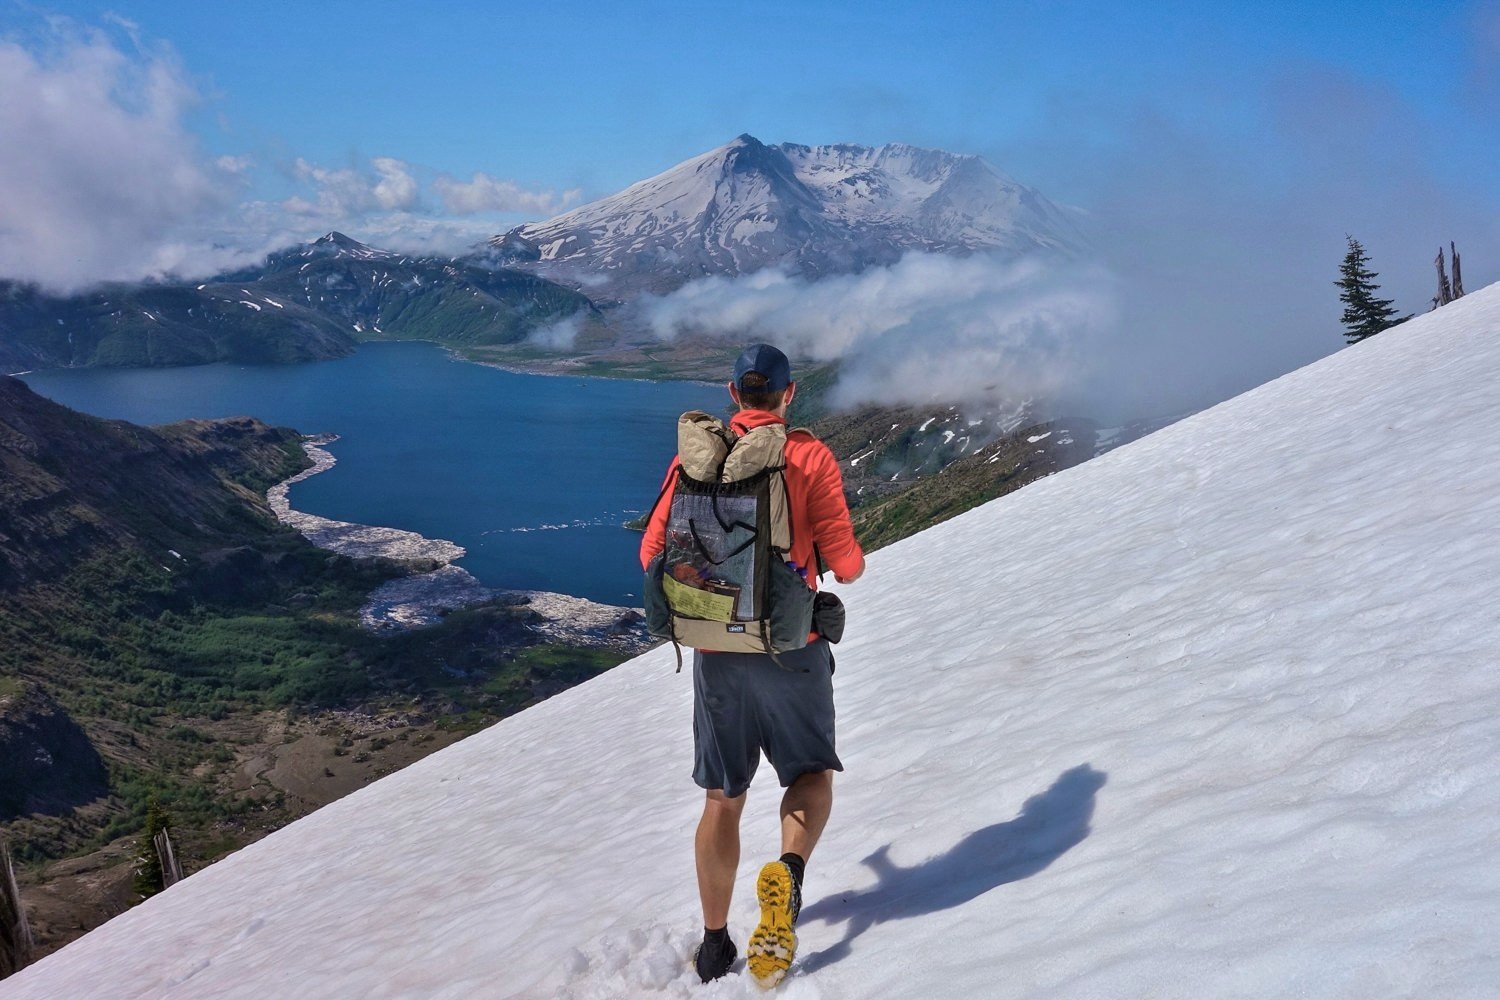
[643,411,817,670]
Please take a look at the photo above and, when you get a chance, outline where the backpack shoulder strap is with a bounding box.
[643,462,680,527]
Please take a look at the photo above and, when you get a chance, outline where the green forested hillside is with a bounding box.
[0,233,594,372]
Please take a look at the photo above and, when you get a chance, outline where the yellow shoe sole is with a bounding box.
[746,861,798,989]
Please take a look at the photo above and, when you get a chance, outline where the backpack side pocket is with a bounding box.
[767,557,815,652]
[643,552,672,639]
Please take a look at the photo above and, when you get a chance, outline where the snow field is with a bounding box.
[8,285,1500,998]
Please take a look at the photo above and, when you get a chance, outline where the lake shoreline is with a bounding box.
[22,340,724,617]
[11,333,731,389]
[269,435,652,653]
[434,342,721,388]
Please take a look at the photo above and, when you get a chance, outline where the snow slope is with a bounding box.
[9,286,1500,999]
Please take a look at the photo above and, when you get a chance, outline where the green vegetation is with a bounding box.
[2,547,376,859]
[340,266,589,348]
[0,239,593,372]
[479,645,623,711]
[787,361,839,425]
[844,420,1102,552]
[0,540,630,867]
[1336,237,1407,345]
[5,550,382,701]
[130,799,171,901]
[851,476,1013,551]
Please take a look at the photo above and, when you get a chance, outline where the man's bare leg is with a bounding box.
[780,769,833,861]
[744,771,833,986]
[696,789,747,929]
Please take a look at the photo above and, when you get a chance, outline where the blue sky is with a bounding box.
[10,0,1497,203]
[2,0,1497,393]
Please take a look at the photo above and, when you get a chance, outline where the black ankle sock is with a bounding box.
[703,925,729,943]
[779,852,806,887]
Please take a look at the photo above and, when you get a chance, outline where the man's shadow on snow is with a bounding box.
[798,763,1108,975]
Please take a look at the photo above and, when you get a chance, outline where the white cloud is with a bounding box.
[433,172,580,216]
[527,313,585,349]
[285,157,422,217]
[0,23,232,292]
[222,201,503,261]
[371,157,419,211]
[638,253,1116,410]
[0,20,591,292]
[215,154,254,175]
[275,158,572,247]
[341,213,506,256]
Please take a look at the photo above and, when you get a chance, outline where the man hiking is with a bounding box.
[640,343,865,987]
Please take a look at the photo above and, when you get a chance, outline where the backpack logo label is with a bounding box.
[726,624,746,633]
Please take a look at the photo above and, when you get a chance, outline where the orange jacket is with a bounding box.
[639,409,864,589]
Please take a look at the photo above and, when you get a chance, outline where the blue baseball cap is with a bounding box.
[732,343,792,391]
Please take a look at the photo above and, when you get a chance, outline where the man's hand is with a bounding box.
[834,562,865,585]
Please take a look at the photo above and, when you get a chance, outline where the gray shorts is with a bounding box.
[692,639,843,798]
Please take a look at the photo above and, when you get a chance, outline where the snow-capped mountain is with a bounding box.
[269,229,406,264]
[11,286,1499,998]
[228,231,593,344]
[485,134,1084,297]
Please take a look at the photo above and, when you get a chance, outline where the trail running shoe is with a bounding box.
[746,860,801,988]
[693,931,737,983]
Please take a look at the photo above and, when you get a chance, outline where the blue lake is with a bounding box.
[18,342,724,604]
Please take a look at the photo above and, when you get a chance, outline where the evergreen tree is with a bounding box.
[1335,236,1403,345]
[131,798,171,902]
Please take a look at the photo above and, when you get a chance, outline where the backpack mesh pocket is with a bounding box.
[663,481,763,623]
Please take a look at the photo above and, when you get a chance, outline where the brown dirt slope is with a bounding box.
[0,375,307,589]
